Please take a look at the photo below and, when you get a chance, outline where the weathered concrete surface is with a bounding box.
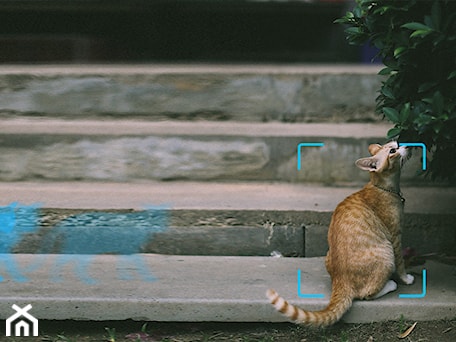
[0,135,269,181]
[7,212,456,257]
[304,215,456,258]
[0,181,453,214]
[1,182,455,256]
[0,119,426,184]
[0,64,382,122]
[143,226,304,257]
[0,255,454,323]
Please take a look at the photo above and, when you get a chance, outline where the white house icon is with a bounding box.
[6,304,39,337]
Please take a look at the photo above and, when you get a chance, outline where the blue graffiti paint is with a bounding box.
[0,202,17,234]
[0,254,47,283]
[45,207,169,283]
[51,255,98,285]
[0,254,28,283]
[0,203,42,282]
[117,255,157,282]
[40,207,168,254]
[0,202,41,253]
[0,203,168,284]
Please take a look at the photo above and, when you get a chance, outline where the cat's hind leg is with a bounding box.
[373,280,397,299]
[355,248,395,300]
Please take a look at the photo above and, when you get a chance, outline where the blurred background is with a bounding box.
[0,0,369,64]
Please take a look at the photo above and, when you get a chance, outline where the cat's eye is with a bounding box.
[389,148,397,154]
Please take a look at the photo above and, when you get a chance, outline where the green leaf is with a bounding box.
[401,22,432,31]
[381,87,395,100]
[399,103,411,123]
[334,17,349,24]
[410,29,433,38]
[373,6,389,15]
[353,6,363,18]
[345,11,354,19]
[378,67,393,75]
[387,127,402,139]
[345,27,361,35]
[448,70,456,80]
[383,107,400,122]
[422,97,433,104]
[393,46,406,58]
[383,58,399,69]
[402,22,434,38]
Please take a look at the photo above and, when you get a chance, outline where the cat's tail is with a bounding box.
[266,285,353,327]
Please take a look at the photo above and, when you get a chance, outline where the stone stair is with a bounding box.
[1,254,454,323]
[0,64,426,184]
[0,65,381,122]
[0,64,455,324]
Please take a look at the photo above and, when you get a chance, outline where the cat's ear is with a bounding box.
[368,144,382,156]
[355,157,378,171]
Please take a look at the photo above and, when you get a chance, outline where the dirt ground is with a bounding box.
[0,319,455,342]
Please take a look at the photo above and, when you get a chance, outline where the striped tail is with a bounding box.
[266,286,353,327]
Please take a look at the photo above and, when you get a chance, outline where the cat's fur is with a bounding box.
[266,141,414,327]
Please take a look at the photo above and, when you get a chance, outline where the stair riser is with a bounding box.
[0,70,381,122]
[0,133,424,184]
[4,209,454,257]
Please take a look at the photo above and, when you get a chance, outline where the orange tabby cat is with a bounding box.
[266,141,414,327]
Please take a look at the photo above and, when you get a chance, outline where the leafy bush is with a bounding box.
[336,0,456,182]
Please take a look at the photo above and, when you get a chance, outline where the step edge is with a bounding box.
[0,119,391,138]
[0,64,383,76]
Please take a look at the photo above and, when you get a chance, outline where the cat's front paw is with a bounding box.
[401,274,414,285]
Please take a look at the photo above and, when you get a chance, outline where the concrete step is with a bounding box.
[0,254,454,323]
[0,118,428,184]
[0,64,381,122]
[1,181,455,257]
[0,181,452,213]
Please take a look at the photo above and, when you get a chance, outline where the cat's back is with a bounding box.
[328,185,391,245]
[332,186,377,221]
[329,184,402,244]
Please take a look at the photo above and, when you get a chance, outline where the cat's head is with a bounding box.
[355,141,408,173]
